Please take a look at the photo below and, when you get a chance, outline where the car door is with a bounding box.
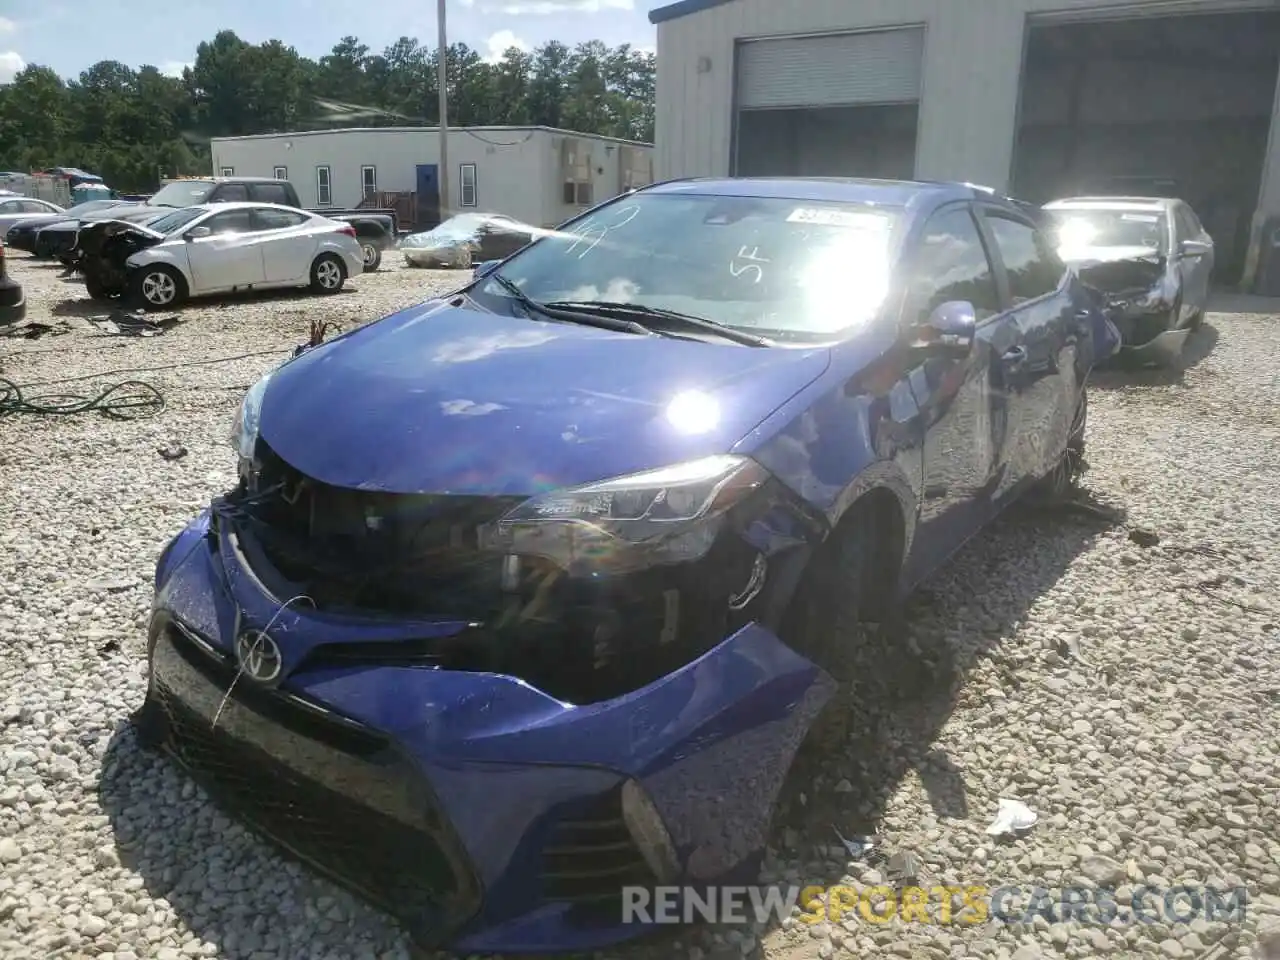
[898,202,1020,588]
[183,209,264,293]
[251,208,317,283]
[1177,203,1213,315]
[977,208,1076,496]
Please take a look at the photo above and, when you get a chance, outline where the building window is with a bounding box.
[273,166,288,181]
[316,165,332,206]
[460,163,477,207]
[220,167,234,177]
[361,165,377,200]
[575,181,593,206]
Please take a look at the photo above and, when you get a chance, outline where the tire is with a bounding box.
[129,265,186,311]
[1034,387,1088,501]
[360,242,382,273]
[310,254,346,294]
[84,273,117,302]
[781,504,896,755]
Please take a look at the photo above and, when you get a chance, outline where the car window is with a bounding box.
[25,200,55,213]
[1175,205,1200,241]
[202,210,254,235]
[0,200,22,214]
[250,183,292,206]
[985,215,1063,304]
[1183,206,1205,237]
[213,184,250,203]
[904,206,1001,325]
[252,208,310,231]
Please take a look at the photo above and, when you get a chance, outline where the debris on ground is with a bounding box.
[91,309,182,338]
[985,798,1038,836]
[157,442,188,461]
[1,319,73,340]
[1128,526,1161,547]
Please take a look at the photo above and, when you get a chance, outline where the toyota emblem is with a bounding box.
[235,629,283,683]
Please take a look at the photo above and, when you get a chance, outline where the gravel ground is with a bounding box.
[1,252,1278,960]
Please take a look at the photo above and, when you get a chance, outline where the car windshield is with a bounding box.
[64,200,118,216]
[145,207,206,234]
[1048,209,1168,255]
[478,193,902,340]
[148,181,214,208]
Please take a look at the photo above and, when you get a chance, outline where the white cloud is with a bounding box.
[480,0,632,13]
[0,17,16,35]
[159,61,192,78]
[0,51,25,84]
[484,29,529,63]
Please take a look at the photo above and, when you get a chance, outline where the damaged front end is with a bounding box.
[71,219,166,300]
[144,413,838,951]
[1068,247,1184,363]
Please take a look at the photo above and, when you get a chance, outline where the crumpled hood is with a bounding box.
[259,300,833,495]
[1059,243,1163,269]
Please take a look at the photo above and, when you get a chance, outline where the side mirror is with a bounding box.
[186,226,211,240]
[910,301,977,357]
[1180,239,1211,259]
[472,259,502,281]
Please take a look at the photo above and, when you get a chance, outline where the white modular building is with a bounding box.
[210,126,655,231]
[649,0,1280,289]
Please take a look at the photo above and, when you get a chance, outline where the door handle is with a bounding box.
[1002,346,1027,367]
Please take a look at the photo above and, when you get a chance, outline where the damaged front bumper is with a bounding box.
[1106,302,1187,366]
[142,509,835,953]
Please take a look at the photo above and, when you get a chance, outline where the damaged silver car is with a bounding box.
[1044,196,1214,366]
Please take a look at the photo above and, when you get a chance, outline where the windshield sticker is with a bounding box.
[729,245,769,283]
[1120,213,1160,223]
[786,207,889,229]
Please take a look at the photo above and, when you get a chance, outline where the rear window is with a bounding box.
[250,182,293,206]
[149,181,214,208]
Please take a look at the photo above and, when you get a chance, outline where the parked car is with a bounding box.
[3,199,127,255]
[401,212,538,268]
[22,178,396,271]
[137,177,1120,954]
[0,238,24,326]
[74,202,365,309]
[1043,196,1214,366]
[0,197,65,240]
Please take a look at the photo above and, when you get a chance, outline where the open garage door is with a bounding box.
[1011,8,1280,285]
[733,27,924,180]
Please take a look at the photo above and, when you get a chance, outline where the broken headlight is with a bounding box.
[482,454,769,575]
[230,370,274,471]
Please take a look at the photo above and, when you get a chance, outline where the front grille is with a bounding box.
[150,624,479,936]
[541,787,656,905]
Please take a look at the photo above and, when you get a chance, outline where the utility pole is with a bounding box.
[436,0,450,218]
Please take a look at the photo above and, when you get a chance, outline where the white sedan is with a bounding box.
[0,196,65,240]
[119,202,365,309]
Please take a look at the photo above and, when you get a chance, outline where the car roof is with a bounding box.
[168,176,291,184]
[640,177,1028,215]
[186,201,313,214]
[1044,197,1172,211]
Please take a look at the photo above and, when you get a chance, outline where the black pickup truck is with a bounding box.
[20,177,398,271]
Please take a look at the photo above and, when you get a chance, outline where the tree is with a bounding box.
[0,30,656,192]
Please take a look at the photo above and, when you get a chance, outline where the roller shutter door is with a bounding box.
[735,27,925,110]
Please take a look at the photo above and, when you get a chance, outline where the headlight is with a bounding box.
[481,454,769,575]
[230,371,274,464]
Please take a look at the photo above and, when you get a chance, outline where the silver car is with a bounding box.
[0,196,66,240]
[1043,196,1214,366]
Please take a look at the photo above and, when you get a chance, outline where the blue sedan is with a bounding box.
[138,177,1120,953]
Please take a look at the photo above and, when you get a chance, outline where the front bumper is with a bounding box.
[143,509,834,953]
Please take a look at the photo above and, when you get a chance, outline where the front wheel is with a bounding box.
[361,242,382,273]
[129,265,186,311]
[84,273,119,302]
[310,254,346,294]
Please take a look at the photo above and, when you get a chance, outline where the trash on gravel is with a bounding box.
[886,850,922,884]
[833,824,875,860]
[85,576,137,594]
[1,319,72,340]
[157,442,188,461]
[986,798,1038,836]
[92,309,181,338]
[1128,527,1161,547]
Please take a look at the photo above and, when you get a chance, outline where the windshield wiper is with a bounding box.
[486,274,654,337]
[543,300,772,347]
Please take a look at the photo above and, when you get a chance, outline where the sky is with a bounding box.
[0,0,667,85]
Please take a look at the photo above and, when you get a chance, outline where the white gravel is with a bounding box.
[1,253,1278,960]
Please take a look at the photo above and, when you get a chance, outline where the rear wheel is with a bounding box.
[360,242,382,273]
[129,265,186,311]
[84,273,117,302]
[310,254,346,294]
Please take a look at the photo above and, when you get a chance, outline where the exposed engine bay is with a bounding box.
[70,220,166,300]
[1072,252,1166,303]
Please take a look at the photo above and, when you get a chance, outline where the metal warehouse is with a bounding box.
[210,126,655,231]
[649,0,1280,288]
